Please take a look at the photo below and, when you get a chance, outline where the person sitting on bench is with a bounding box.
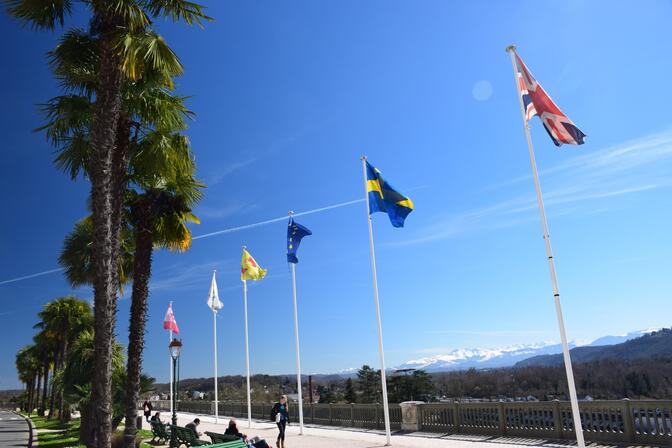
[224,419,247,443]
[185,418,203,436]
[150,412,163,424]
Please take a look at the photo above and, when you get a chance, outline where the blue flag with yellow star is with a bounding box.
[287,217,312,263]
[366,160,414,228]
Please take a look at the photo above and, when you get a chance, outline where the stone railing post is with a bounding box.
[453,401,461,433]
[498,402,506,435]
[400,401,423,432]
[552,399,563,439]
[621,398,635,443]
[351,404,355,427]
[211,400,216,416]
[329,403,333,425]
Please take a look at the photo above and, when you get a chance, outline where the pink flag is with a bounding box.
[163,302,180,334]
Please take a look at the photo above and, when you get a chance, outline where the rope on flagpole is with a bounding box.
[506,44,585,448]
[360,156,392,446]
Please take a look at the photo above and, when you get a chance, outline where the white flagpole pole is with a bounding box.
[213,306,219,424]
[291,263,305,435]
[243,277,252,429]
[360,156,392,446]
[288,211,305,435]
[506,45,585,448]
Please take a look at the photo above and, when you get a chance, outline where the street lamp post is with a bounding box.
[169,339,182,448]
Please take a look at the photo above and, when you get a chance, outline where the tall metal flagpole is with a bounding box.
[360,156,392,446]
[289,210,305,435]
[506,45,585,448]
[243,276,252,428]
[213,288,219,424]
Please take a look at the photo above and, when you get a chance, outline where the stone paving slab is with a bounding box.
[140,411,654,448]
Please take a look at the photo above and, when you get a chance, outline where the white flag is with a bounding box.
[207,271,223,312]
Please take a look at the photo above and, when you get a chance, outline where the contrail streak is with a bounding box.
[192,198,363,240]
[0,268,65,286]
[0,198,365,285]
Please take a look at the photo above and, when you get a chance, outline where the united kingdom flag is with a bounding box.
[514,50,586,146]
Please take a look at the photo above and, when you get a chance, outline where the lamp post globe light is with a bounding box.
[169,339,182,448]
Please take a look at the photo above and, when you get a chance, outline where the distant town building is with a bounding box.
[191,390,205,400]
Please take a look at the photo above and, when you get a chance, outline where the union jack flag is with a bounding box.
[514,51,586,146]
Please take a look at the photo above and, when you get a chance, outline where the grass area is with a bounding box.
[30,415,84,448]
[24,415,158,448]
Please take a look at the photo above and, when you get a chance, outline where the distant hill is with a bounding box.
[516,328,672,367]
[395,328,659,373]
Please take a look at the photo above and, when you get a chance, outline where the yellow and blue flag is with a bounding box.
[287,218,312,264]
[366,161,414,228]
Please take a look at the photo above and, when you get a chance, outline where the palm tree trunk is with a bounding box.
[28,377,35,415]
[35,372,42,415]
[123,208,154,448]
[59,338,69,423]
[40,363,49,416]
[88,14,125,448]
[48,354,59,418]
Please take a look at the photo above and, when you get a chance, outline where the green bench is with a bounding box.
[208,439,247,448]
[170,425,210,447]
[150,421,170,444]
[205,431,239,444]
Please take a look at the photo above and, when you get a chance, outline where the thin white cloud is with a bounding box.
[207,157,259,185]
[390,130,672,247]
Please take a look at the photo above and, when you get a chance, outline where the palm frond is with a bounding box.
[53,132,91,179]
[36,94,93,143]
[48,29,99,95]
[59,216,135,288]
[140,0,212,27]
[122,85,193,131]
[99,0,150,32]
[4,0,72,30]
[118,30,183,86]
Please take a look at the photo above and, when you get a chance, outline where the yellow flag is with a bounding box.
[241,248,267,281]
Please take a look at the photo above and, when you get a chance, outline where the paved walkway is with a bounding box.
[0,410,30,447]
[143,411,635,448]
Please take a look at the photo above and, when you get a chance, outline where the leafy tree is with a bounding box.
[357,365,381,403]
[4,3,210,446]
[317,385,335,404]
[344,378,357,403]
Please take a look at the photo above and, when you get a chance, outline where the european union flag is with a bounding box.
[366,161,414,228]
[287,217,312,263]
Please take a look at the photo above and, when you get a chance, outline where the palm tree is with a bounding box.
[32,332,57,416]
[15,345,40,414]
[60,329,125,445]
[123,182,200,446]
[4,3,210,445]
[43,28,202,446]
[34,296,93,421]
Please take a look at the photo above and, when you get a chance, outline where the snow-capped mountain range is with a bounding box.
[394,329,659,373]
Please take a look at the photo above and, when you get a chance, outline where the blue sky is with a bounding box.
[2,0,672,389]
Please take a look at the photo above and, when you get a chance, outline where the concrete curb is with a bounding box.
[15,412,36,447]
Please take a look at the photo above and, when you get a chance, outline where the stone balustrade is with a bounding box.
[150,399,672,446]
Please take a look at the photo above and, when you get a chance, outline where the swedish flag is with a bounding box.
[366,160,414,227]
